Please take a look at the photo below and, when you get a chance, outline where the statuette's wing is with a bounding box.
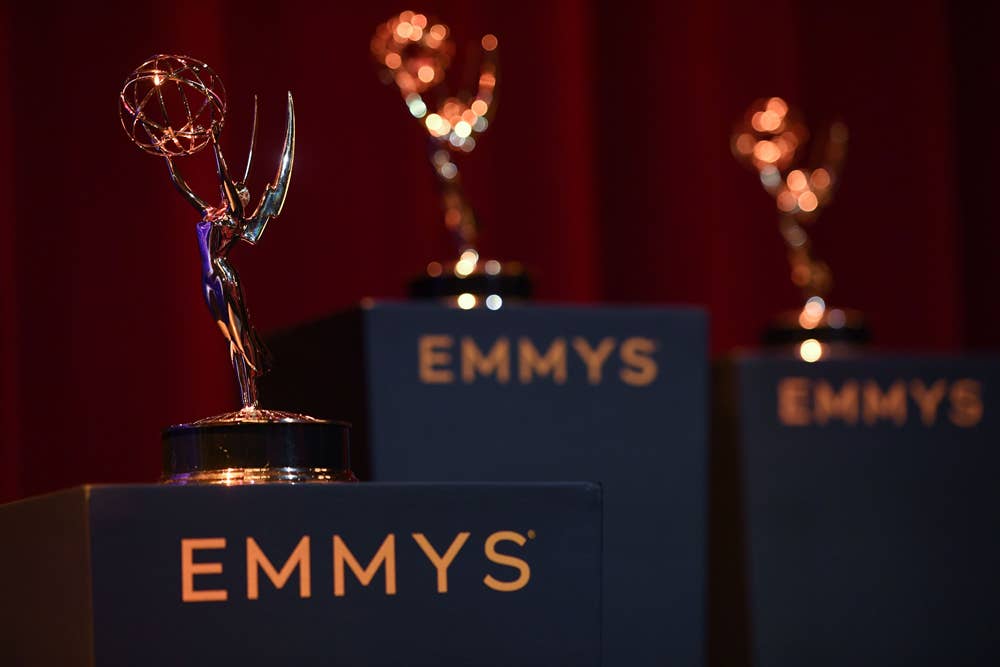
[244,92,295,243]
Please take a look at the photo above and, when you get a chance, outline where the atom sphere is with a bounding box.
[120,54,227,158]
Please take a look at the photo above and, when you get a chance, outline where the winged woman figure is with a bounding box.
[164,93,295,411]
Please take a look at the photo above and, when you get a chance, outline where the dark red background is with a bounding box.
[0,1,996,502]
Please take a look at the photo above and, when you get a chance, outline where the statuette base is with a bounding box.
[162,411,356,485]
[763,307,870,346]
[410,259,530,306]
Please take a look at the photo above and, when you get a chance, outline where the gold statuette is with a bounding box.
[120,55,355,484]
[732,97,867,361]
[373,10,529,310]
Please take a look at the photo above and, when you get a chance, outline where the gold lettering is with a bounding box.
[777,377,811,426]
[862,380,907,426]
[333,534,397,596]
[814,380,859,425]
[181,538,228,603]
[418,335,454,384]
[571,337,616,385]
[483,531,531,592]
[246,536,311,600]
[619,337,658,386]
[518,338,567,384]
[412,532,471,593]
[949,379,984,427]
[461,337,510,383]
[909,379,947,426]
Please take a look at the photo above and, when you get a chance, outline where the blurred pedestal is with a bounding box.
[264,301,709,667]
[717,352,1000,667]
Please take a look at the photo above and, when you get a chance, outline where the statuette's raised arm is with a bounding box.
[164,157,210,216]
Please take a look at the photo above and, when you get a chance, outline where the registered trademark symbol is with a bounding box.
[527,530,536,539]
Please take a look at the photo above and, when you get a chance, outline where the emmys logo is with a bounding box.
[418,335,659,387]
[180,530,533,603]
[777,377,984,428]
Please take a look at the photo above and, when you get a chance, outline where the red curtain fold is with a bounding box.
[0,1,988,501]
[1,3,19,501]
[950,3,1000,348]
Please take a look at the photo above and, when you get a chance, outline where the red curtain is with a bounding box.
[1,2,18,500]
[0,1,989,501]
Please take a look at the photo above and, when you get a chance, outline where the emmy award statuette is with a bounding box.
[119,55,355,484]
[732,97,868,361]
[372,10,529,310]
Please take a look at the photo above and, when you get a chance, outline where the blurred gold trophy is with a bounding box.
[372,10,528,310]
[732,97,868,360]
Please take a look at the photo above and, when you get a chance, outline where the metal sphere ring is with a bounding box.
[119,54,227,157]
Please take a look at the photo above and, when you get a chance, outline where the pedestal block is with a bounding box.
[720,353,1000,667]
[265,302,709,667]
[0,482,601,666]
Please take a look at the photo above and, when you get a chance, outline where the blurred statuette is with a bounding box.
[732,96,868,361]
[372,10,529,309]
[120,55,355,484]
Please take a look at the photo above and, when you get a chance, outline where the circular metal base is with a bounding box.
[762,308,870,347]
[409,260,531,302]
[162,411,356,485]
[164,467,357,485]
